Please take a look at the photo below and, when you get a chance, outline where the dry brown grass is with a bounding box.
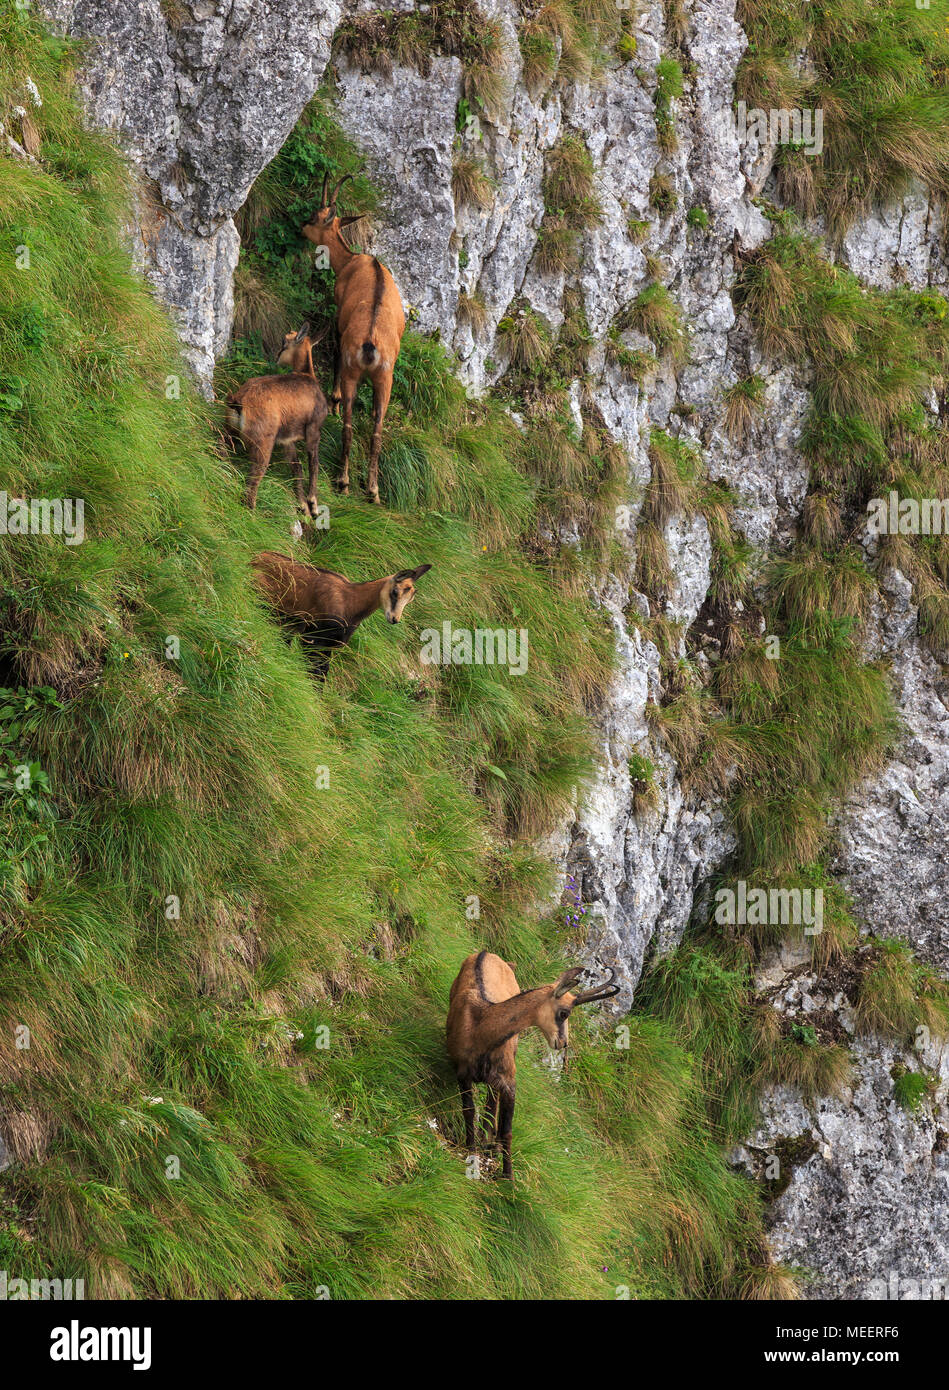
[452,153,494,210]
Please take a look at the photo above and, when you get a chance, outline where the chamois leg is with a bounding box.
[497,1083,516,1180]
[283,443,307,513]
[244,430,277,511]
[366,373,392,505]
[458,1078,476,1154]
[480,1086,500,1148]
[337,376,357,496]
[304,413,324,518]
[330,337,341,414]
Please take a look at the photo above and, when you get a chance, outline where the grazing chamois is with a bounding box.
[252,549,431,671]
[446,951,619,1179]
[226,324,329,516]
[301,174,405,505]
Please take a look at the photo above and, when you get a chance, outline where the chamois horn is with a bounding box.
[553,966,585,999]
[329,172,354,210]
[571,966,620,1006]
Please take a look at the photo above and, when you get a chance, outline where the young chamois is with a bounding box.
[252,549,431,672]
[301,174,405,505]
[226,324,329,516]
[446,951,619,1179]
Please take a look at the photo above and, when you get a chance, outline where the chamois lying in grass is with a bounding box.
[252,549,431,672]
[446,951,619,1179]
[302,174,405,505]
[226,325,329,516]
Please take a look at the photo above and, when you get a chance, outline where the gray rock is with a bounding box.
[42,0,343,384]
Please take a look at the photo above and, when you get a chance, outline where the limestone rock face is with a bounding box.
[41,0,342,382]
[41,0,949,1298]
[734,948,949,1300]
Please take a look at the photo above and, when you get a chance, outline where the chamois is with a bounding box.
[252,549,431,670]
[226,324,329,516]
[301,174,405,505]
[446,951,619,1179]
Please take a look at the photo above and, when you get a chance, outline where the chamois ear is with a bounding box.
[338,213,365,228]
[392,565,431,583]
[295,322,311,341]
[553,966,585,999]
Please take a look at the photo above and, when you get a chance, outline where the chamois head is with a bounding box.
[535,966,620,1050]
[302,173,365,248]
[383,564,432,624]
[276,323,313,372]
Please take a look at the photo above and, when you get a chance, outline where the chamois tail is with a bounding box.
[360,340,379,368]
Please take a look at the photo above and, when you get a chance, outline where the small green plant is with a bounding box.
[617,33,637,62]
[686,205,709,230]
[628,752,659,816]
[791,1023,818,1047]
[654,57,685,153]
[622,284,687,365]
[892,1065,937,1113]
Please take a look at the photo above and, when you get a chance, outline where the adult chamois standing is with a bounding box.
[301,173,405,505]
[252,549,431,674]
[226,324,328,516]
[446,951,620,1179]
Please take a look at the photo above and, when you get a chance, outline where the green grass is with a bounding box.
[892,1065,937,1114]
[655,57,685,154]
[0,4,775,1300]
[738,0,949,234]
[543,133,602,228]
[620,284,687,365]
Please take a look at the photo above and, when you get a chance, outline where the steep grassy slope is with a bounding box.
[0,7,770,1299]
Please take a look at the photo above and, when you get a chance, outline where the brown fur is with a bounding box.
[252,549,431,659]
[301,176,405,504]
[226,325,329,515]
[445,950,619,1178]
